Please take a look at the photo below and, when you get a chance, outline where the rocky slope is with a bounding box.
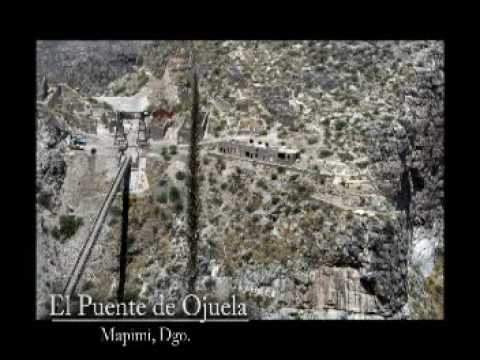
[36,41,151,97]
[36,40,444,319]
[36,81,122,318]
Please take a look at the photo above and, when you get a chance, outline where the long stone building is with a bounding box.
[218,138,300,165]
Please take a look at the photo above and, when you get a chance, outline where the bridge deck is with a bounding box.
[63,156,132,297]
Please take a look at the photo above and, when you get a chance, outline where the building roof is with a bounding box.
[222,139,299,154]
[93,95,150,113]
[279,147,300,154]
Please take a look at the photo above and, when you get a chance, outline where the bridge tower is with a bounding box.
[136,112,149,147]
[114,112,128,149]
[117,160,131,302]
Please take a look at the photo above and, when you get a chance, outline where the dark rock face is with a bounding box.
[398,55,444,241]
[36,41,152,97]
[365,44,444,316]
[362,217,408,314]
[406,65,444,236]
[37,104,70,196]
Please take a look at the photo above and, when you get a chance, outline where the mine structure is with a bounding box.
[136,111,150,147]
[114,112,128,149]
[152,108,175,120]
[217,138,300,165]
[114,111,151,149]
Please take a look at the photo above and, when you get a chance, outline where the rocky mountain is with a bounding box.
[36,41,151,97]
[35,40,444,320]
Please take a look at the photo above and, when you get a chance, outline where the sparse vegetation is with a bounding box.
[175,170,186,181]
[278,129,288,139]
[174,201,184,213]
[157,192,168,204]
[37,191,52,209]
[113,84,126,95]
[215,158,226,173]
[52,215,83,243]
[214,119,227,132]
[137,72,148,89]
[256,179,268,191]
[319,149,333,158]
[169,186,181,203]
[338,152,355,162]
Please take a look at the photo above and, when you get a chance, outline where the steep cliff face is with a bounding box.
[36,41,151,97]
[36,83,122,319]
[364,43,444,317]
[36,100,70,318]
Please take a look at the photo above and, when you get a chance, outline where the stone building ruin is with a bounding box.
[218,138,300,165]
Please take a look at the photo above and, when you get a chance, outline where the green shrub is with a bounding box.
[54,215,83,242]
[212,196,223,207]
[169,186,180,203]
[335,120,347,131]
[307,136,319,145]
[338,152,354,162]
[174,201,184,213]
[175,170,186,181]
[51,227,60,240]
[38,192,52,209]
[169,145,177,155]
[113,84,126,95]
[216,158,226,173]
[256,179,268,190]
[215,119,227,132]
[209,173,217,185]
[137,72,148,89]
[278,129,288,139]
[319,149,333,158]
[157,192,168,204]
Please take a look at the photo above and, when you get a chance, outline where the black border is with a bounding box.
[13,28,459,353]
